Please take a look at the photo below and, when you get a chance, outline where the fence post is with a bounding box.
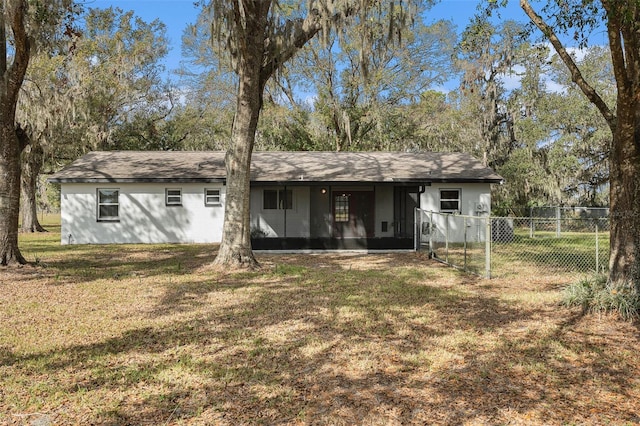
[595,221,599,273]
[530,215,534,238]
[429,210,434,256]
[445,214,450,263]
[485,216,491,279]
[556,206,561,238]
[463,216,468,272]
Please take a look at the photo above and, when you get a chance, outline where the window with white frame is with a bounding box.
[205,188,221,206]
[263,189,292,210]
[165,188,182,206]
[97,188,119,221]
[440,189,461,213]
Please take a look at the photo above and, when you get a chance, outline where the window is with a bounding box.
[97,188,119,221]
[205,188,221,206]
[440,189,461,213]
[334,195,349,222]
[166,188,182,206]
[263,189,292,210]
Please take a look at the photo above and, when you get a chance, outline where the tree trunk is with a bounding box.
[0,123,27,265]
[0,0,32,265]
[603,1,640,288]
[607,102,640,287]
[212,19,266,269]
[208,2,323,268]
[20,140,46,233]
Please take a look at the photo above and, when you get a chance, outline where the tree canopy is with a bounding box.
[3,0,626,282]
[518,0,640,286]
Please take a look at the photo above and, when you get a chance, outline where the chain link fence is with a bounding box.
[416,209,609,279]
[505,206,609,220]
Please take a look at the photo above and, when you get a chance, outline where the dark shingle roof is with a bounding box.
[48,151,503,184]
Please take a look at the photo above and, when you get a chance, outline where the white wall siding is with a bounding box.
[60,181,494,245]
[61,183,225,244]
[421,183,492,216]
[420,183,492,243]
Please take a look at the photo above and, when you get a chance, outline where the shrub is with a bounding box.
[562,274,640,321]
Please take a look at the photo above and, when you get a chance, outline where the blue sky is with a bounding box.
[90,0,530,78]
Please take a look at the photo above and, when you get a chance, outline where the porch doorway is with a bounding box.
[393,186,420,238]
[333,191,375,238]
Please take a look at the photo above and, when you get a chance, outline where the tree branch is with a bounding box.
[603,1,640,109]
[601,2,630,101]
[261,9,323,82]
[6,0,31,108]
[520,0,616,131]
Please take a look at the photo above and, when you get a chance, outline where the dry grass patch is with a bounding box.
[1,221,639,424]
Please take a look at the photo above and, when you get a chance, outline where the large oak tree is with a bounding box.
[0,0,74,265]
[0,0,30,264]
[519,0,640,287]
[202,0,422,268]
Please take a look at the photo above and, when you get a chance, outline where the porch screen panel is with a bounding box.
[279,189,293,210]
[264,190,278,209]
[264,189,292,210]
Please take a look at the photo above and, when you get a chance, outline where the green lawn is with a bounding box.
[1,217,638,425]
[431,227,609,278]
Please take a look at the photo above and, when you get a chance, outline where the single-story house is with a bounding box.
[48,151,503,249]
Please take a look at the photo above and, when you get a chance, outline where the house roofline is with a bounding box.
[48,177,503,185]
[46,178,228,184]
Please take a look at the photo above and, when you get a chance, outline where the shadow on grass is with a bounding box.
[0,258,569,424]
[18,242,219,286]
[4,246,640,424]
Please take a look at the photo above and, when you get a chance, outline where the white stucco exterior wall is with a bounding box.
[60,183,225,244]
[420,183,493,244]
[420,183,492,216]
[59,181,494,245]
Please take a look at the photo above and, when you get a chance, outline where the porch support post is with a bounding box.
[414,207,419,251]
[283,185,287,238]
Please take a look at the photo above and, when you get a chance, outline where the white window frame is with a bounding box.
[205,188,221,206]
[165,188,182,206]
[97,188,120,222]
[440,188,461,213]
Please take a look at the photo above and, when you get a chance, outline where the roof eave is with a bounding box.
[429,178,504,184]
[48,177,503,185]
[47,177,227,184]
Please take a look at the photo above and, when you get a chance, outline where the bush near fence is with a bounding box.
[417,210,609,279]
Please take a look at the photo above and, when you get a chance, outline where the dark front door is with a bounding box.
[333,191,375,238]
